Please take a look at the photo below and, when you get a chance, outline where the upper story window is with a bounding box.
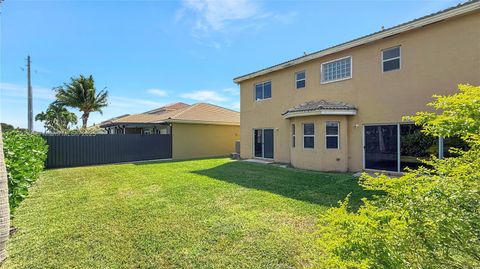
[321,56,352,83]
[295,71,306,89]
[325,122,339,149]
[303,123,315,149]
[255,81,272,101]
[382,46,401,72]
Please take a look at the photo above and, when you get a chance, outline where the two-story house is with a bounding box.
[234,1,480,173]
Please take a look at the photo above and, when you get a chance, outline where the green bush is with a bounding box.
[3,130,48,213]
[314,85,480,269]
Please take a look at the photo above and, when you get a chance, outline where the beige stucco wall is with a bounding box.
[290,116,349,172]
[172,123,240,160]
[239,11,480,172]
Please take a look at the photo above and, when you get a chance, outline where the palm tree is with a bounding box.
[55,75,108,128]
[0,125,10,262]
[35,102,78,133]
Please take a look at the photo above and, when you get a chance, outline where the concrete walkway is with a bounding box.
[243,159,274,164]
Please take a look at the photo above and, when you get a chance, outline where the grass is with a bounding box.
[3,158,372,268]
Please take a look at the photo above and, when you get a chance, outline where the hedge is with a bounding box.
[3,130,48,213]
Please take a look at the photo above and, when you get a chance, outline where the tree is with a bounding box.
[0,124,13,133]
[55,75,108,128]
[314,84,480,269]
[0,125,10,262]
[35,102,78,133]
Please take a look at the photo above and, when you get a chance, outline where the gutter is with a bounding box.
[161,119,240,126]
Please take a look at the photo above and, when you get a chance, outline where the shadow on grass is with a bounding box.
[193,161,378,210]
[132,156,228,166]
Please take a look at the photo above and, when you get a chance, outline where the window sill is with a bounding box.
[255,98,272,102]
[382,69,401,73]
[321,76,352,85]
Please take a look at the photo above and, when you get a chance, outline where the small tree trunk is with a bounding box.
[0,125,10,262]
[81,112,89,129]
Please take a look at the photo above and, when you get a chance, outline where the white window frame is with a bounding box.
[254,81,272,101]
[292,124,296,148]
[325,121,340,149]
[381,46,401,73]
[295,70,306,89]
[320,56,352,84]
[303,123,315,149]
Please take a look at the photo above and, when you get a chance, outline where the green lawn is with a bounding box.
[4,158,371,268]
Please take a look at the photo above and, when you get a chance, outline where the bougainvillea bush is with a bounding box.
[3,130,48,213]
[314,84,480,269]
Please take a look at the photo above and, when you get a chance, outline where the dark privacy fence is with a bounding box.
[42,134,172,168]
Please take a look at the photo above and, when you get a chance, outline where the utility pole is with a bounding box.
[27,55,33,132]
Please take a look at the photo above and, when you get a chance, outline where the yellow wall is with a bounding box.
[172,123,240,160]
[290,116,349,172]
[239,12,480,172]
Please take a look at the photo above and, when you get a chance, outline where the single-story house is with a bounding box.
[234,1,479,173]
[100,102,240,160]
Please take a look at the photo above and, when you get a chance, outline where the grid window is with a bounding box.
[295,71,306,89]
[321,57,352,83]
[382,46,401,72]
[326,122,339,149]
[292,124,296,147]
[303,123,315,149]
[255,81,272,100]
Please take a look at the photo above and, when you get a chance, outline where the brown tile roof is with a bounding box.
[283,100,357,114]
[144,102,190,114]
[99,114,130,126]
[169,103,240,124]
[100,103,239,127]
[282,100,357,118]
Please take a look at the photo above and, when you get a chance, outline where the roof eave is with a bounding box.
[99,122,169,128]
[234,1,480,83]
[166,119,240,126]
[283,109,357,119]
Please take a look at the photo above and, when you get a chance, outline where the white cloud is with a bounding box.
[178,0,297,49]
[108,96,165,109]
[147,88,168,97]
[223,87,239,95]
[180,90,229,102]
[0,82,55,101]
[181,0,260,31]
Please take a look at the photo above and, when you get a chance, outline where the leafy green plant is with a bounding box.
[0,123,14,132]
[68,125,105,134]
[3,130,48,213]
[314,84,480,269]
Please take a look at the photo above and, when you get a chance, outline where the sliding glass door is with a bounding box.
[254,129,263,158]
[364,123,452,172]
[364,125,398,171]
[253,129,274,159]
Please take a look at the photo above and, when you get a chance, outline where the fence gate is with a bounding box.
[42,134,172,168]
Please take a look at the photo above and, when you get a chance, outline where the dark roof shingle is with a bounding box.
[282,100,357,116]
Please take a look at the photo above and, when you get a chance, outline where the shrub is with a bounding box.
[3,130,48,213]
[314,84,480,269]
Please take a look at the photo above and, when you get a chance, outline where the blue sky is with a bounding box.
[0,0,460,131]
